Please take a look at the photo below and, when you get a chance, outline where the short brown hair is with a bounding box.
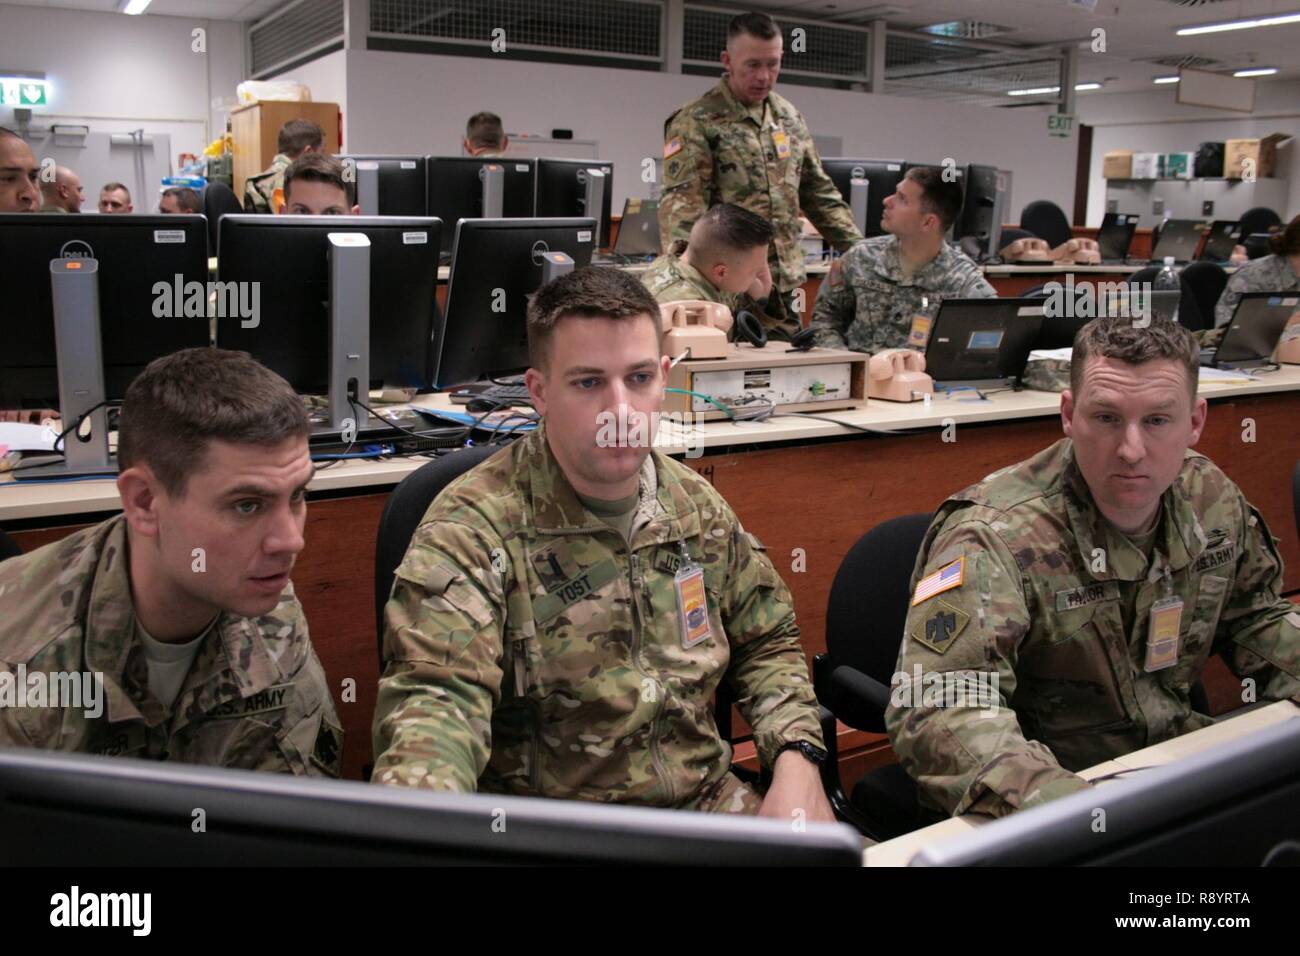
[118,348,311,496]
[466,111,505,150]
[1268,213,1300,256]
[1070,316,1199,401]
[161,186,201,212]
[277,118,325,158]
[527,267,660,370]
[728,11,780,41]
[283,152,354,206]
[904,166,964,231]
[101,181,131,200]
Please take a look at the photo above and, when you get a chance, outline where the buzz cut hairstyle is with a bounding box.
[697,202,774,253]
[161,186,202,213]
[117,348,311,497]
[276,118,325,158]
[526,266,661,370]
[466,111,505,150]
[283,152,355,206]
[1070,316,1200,402]
[903,166,964,232]
[728,11,780,41]
[102,181,131,200]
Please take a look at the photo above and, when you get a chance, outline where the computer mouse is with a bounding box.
[465,398,498,414]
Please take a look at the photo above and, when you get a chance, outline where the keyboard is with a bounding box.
[449,383,533,407]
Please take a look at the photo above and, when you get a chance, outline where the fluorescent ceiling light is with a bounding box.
[1153,75,1181,84]
[1007,85,1060,96]
[1177,11,1300,36]
[119,0,152,14]
[1233,67,1278,77]
[1074,82,1103,91]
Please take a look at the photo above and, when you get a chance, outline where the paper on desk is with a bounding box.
[0,422,59,452]
[1027,350,1255,383]
[1027,348,1073,362]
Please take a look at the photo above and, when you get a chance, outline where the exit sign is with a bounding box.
[0,78,49,106]
[1048,113,1075,138]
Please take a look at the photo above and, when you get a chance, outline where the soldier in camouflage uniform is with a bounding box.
[886,317,1300,819]
[1213,215,1300,327]
[641,202,773,320]
[373,267,830,815]
[243,117,324,214]
[658,12,861,337]
[812,165,995,354]
[0,349,342,776]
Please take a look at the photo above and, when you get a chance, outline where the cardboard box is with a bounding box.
[1160,152,1194,179]
[1103,149,1133,179]
[1225,133,1287,178]
[1131,151,1160,179]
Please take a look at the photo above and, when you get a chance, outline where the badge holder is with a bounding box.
[1144,566,1183,673]
[674,541,712,649]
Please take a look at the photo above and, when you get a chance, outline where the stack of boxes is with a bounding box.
[1102,134,1286,179]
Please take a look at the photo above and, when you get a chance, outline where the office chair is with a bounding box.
[1239,207,1282,241]
[1020,200,1073,249]
[1180,262,1227,333]
[202,181,244,254]
[0,528,22,563]
[1127,266,1207,331]
[813,512,934,840]
[1243,233,1274,260]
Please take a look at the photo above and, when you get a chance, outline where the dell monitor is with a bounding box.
[217,214,441,432]
[0,748,865,865]
[0,213,210,476]
[432,217,597,388]
[822,158,905,237]
[534,157,615,250]
[340,154,427,216]
[426,156,536,257]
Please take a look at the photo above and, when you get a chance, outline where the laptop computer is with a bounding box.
[612,197,661,257]
[1150,219,1208,264]
[925,298,1044,387]
[1097,212,1139,263]
[1198,220,1242,263]
[1203,291,1300,369]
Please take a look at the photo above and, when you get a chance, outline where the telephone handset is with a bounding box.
[1050,237,1101,265]
[868,347,934,403]
[999,236,1051,264]
[659,300,734,360]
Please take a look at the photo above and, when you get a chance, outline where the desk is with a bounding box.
[864,700,1300,866]
[6,369,1300,782]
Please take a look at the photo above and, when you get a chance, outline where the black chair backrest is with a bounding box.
[1180,261,1228,333]
[373,444,503,664]
[997,227,1036,251]
[1128,266,1208,332]
[826,513,935,689]
[0,528,22,563]
[1239,206,1282,240]
[1020,200,1072,248]
[202,181,244,252]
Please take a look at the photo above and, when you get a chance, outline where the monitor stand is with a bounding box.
[581,168,607,250]
[480,163,504,218]
[16,258,115,480]
[356,161,380,215]
[849,177,868,235]
[317,233,385,440]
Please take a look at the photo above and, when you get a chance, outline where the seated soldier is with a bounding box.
[0,126,41,213]
[886,316,1300,819]
[463,111,508,158]
[1214,214,1300,327]
[159,186,201,214]
[38,165,83,213]
[641,202,773,320]
[99,181,134,214]
[372,267,831,818]
[280,152,359,216]
[244,118,324,214]
[0,348,343,776]
[812,165,996,354]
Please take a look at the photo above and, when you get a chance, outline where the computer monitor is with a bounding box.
[1212,291,1300,368]
[925,298,1044,385]
[0,748,865,865]
[910,713,1300,865]
[1097,212,1139,261]
[821,158,905,237]
[534,157,615,250]
[1150,218,1207,263]
[432,217,596,388]
[340,154,427,216]
[217,214,442,432]
[0,213,210,476]
[426,156,536,256]
[1199,220,1242,262]
[953,163,1004,259]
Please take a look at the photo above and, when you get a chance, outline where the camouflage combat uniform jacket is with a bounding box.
[242,152,291,213]
[0,515,343,776]
[811,235,996,353]
[372,426,824,810]
[641,239,744,315]
[886,438,1300,818]
[659,81,862,296]
[1213,253,1300,328]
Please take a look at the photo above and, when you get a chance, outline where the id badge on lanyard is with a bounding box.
[674,540,713,649]
[1144,566,1183,672]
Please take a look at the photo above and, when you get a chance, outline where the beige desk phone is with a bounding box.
[999,236,1051,263]
[659,300,734,360]
[869,348,934,402]
[1050,237,1101,265]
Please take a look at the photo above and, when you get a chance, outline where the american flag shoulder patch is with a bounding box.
[911,556,965,606]
[664,136,684,159]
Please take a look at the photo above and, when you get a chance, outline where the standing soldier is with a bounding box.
[243,118,324,214]
[658,11,862,338]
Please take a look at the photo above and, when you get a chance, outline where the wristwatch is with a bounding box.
[776,740,827,767]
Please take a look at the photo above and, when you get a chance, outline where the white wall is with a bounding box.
[1077,79,1300,227]
[0,3,244,170]
[279,49,348,143]
[340,49,1077,216]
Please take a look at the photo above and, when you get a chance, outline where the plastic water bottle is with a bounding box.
[1152,255,1181,325]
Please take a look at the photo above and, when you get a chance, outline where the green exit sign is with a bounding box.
[1048,113,1075,138]
[0,78,49,106]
